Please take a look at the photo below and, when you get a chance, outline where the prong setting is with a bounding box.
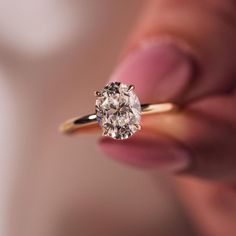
[102,130,108,137]
[95,82,141,140]
[94,91,102,97]
[127,85,135,91]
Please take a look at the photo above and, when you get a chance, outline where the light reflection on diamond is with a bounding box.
[95,82,141,140]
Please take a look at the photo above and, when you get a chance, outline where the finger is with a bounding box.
[141,93,236,180]
[99,0,236,180]
[109,0,236,103]
[99,93,236,180]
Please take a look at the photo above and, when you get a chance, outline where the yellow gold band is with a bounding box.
[60,103,178,135]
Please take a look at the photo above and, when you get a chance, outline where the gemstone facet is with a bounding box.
[95,82,141,140]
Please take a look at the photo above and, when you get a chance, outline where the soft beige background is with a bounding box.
[0,1,197,235]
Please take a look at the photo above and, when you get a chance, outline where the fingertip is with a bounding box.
[98,135,191,172]
[109,42,195,103]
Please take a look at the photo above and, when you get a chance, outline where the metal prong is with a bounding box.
[94,91,102,97]
[102,130,108,136]
[127,85,135,91]
[135,124,142,130]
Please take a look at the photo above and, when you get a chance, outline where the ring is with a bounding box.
[60,82,178,140]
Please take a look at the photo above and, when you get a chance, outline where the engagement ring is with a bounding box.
[60,82,177,140]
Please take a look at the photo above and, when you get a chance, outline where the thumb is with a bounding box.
[109,0,236,103]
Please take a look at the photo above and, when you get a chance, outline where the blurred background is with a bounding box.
[0,1,200,235]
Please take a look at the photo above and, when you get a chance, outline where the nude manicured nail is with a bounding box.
[110,42,194,102]
[99,136,190,172]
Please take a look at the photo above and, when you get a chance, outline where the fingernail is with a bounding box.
[98,135,190,172]
[110,42,195,102]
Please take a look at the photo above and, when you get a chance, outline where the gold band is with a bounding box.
[60,103,178,135]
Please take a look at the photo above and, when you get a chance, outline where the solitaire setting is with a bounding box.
[60,82,177,140]
[95,82,141,140]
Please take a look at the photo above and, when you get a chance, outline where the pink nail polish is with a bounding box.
[99,136,190,172]
[110,43,194,103]
[99,42,194,171]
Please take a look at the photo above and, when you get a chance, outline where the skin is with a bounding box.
[0,1,235,235]
[99,0,236,235]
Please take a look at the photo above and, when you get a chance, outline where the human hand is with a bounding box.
[99,1,236,234]
[99,0,236,181]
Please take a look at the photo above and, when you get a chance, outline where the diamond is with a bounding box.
[95,82,141,140]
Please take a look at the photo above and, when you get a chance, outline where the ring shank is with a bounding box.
[60,103,178,135]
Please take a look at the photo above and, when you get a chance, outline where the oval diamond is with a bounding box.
[95,82,141,140]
